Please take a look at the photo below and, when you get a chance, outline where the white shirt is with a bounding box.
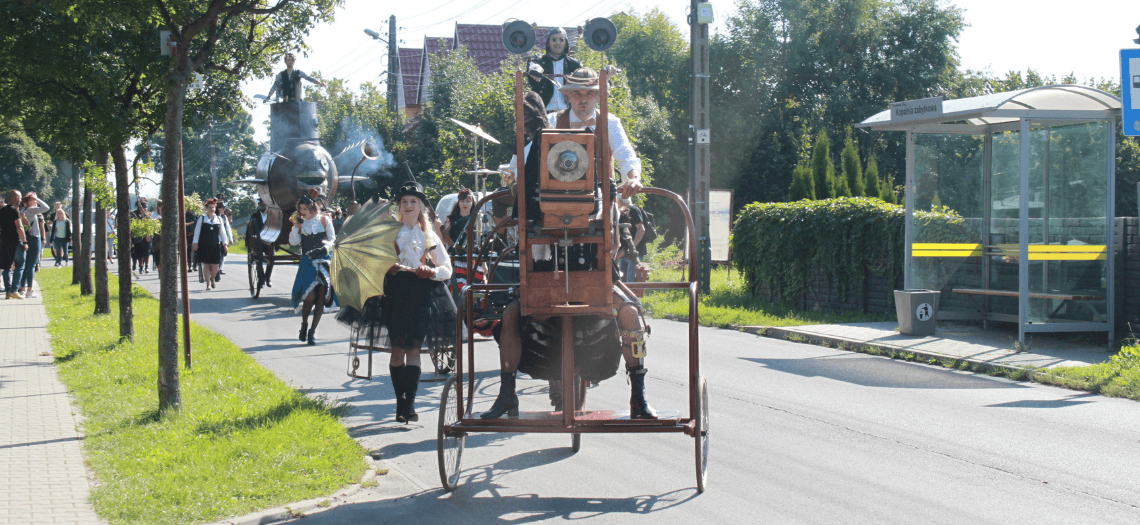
[395,224,452,281]
[546,58,569,112]
[547,110,641,179]
[192,214,231,245]
[288,214,335,247]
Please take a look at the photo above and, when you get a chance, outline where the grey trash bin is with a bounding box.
[894,289,940,336]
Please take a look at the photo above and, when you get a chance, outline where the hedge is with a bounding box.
[731,197,975,306]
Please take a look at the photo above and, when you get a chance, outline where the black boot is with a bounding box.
[481,371,520,419]
[390,365,407,423]
[548,380,563,409]
[299,320,308,342]
[404,366,421,423]
[628,366,658,420]
[306,327,316,345]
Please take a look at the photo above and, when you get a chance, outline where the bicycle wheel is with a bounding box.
[437,376,465,491]
[694,375,709,493]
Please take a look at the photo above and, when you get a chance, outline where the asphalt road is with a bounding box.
[135,256,1140,524]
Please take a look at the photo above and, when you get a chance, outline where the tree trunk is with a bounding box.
[94,151,110,314]
[78,179,93,295]
[158,61,190,412]
[70,162,81,285]
[113,146,133,339]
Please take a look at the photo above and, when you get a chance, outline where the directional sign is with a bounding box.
[1123,49,1140,136]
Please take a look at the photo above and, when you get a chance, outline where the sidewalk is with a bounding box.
[0,284,103,525]
[752,321,1115,372]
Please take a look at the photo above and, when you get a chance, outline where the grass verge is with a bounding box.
[642,266,893,328]
[37,268,366,525]
[1032,344,1140,400]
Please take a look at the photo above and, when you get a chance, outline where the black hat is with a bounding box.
[393,181,429,205]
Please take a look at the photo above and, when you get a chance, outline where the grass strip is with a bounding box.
[1032,344,1140,400]
[37,268,366,525]
[642,266,892,328]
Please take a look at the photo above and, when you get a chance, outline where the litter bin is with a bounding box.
[894,289,940,336]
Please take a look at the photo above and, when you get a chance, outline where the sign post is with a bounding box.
[1122,49,1140,137]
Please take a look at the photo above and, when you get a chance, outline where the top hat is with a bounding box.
[393,181,430,205]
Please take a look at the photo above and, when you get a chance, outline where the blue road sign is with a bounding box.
[1123,49,1140,137]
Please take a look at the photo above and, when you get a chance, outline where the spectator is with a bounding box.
[617,198,647,283]
[2,190,28,299]
[215,201,234,277]
[50,209,71,267]
[19,192,49,298]
[131,197,152,273]
[104,209,116,264]
[151,201,163,267]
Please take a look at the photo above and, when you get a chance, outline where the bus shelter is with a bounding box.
[857,86,1121,346]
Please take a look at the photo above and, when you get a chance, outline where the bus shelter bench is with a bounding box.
[951,288,1106,322]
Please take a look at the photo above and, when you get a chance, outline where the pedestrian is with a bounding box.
[289,196,335,345]
[246,200,274,288]
[617,198,647,283]
[2,190,29,299]
[185,207,198,272]
[50,208,72,267]
[131,197,152,273]
[19,192,49,298]
[336,182,456,423]
[215,200,233,278]
[191,198,229,290]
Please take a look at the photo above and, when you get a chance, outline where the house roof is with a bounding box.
[398,47,424,107]
[425,36,452,56]
[453,23,580,74]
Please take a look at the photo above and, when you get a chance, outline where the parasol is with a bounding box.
[330,199,401,312]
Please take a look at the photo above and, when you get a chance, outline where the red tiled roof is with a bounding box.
[453,24,579,74]
[398,47,424,108]
[425,37,453,56]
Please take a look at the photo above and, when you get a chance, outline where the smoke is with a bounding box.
[332,117,397,185]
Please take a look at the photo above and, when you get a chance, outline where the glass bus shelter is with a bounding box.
[858,86,1121,346]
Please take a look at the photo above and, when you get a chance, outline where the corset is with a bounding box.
[301,232,325,255]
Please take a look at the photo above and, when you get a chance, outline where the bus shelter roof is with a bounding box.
[857,85,1120,134]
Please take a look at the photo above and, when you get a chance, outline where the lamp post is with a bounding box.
[364,16,398,114]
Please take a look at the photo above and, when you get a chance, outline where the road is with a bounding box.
[135,256,1140,524]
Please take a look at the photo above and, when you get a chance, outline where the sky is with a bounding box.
[148,0,1140,198]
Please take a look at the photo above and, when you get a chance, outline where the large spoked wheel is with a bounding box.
[437,376,465,491]
[429,339,455,376]
[247,251,262,298]
[694,375,709,493]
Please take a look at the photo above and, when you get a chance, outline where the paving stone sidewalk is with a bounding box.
[753,321,1115,371]
[0,284,103,525]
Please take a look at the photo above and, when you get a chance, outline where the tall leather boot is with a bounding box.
[390,365,407,423]
[480,371,520,419]
[628,366,658,419]
[404,366,421,423]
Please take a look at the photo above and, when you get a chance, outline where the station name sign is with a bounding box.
[890,96,943,122]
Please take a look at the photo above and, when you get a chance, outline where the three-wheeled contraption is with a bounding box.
[437,41,709,492]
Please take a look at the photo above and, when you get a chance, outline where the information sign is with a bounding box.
[1123,49,1140,137]
[709,190,733,262]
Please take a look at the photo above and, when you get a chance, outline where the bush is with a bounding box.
[731,197,974,307]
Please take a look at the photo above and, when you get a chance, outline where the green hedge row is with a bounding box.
[731,197,974,306]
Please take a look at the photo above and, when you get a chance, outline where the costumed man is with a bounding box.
[526,27,581,112]
[264,53,326,103]
[482,68,656,420]
[246,199,274,288]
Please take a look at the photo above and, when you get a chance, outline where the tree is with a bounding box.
[812,130,836,199]
[0,122,57,199]
[864,155,882,202]
[788,160,815,200]
[841,130,864,197]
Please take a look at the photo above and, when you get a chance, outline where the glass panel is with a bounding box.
[986,130,1021,318]
[1027,121,1109,324]
[911,134,985,315]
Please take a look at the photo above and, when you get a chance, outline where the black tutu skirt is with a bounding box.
[197,241,222,265]
[131,238,151,260]
[337,271,457,352]
[493,314,623,383]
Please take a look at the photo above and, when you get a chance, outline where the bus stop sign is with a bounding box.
[1123,49,1140,136]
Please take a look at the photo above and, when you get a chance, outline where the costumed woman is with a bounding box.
[131,197,152,273]
[440,188,474,251]
[526,27,580,112]
[289,195,336,345]
[337,182,456,423]
[191,198,230,290]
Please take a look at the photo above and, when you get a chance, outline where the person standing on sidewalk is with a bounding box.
[50,209,71,267]
[2,190,29,299]
[19,192,49,298]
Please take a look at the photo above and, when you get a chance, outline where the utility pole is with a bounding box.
[689,1,712,293]
[209,121,217,196]
[388,15,398,115]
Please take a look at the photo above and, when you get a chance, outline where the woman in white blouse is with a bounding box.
[337,183,456,423]
[289,195,336,344]
[191,198,230,290]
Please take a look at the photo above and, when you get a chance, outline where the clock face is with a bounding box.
[547,140,588,182]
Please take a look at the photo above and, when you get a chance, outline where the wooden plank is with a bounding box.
[952,288,1104,301]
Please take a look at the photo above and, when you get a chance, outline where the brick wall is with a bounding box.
[750,217,1140,331]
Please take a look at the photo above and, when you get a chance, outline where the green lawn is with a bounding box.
[38,268,366,525]
[642,266,893,328]
[1033,344,1140,401]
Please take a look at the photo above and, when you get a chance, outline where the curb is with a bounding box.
[742,325,1050,381]
[203,457,388,525]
